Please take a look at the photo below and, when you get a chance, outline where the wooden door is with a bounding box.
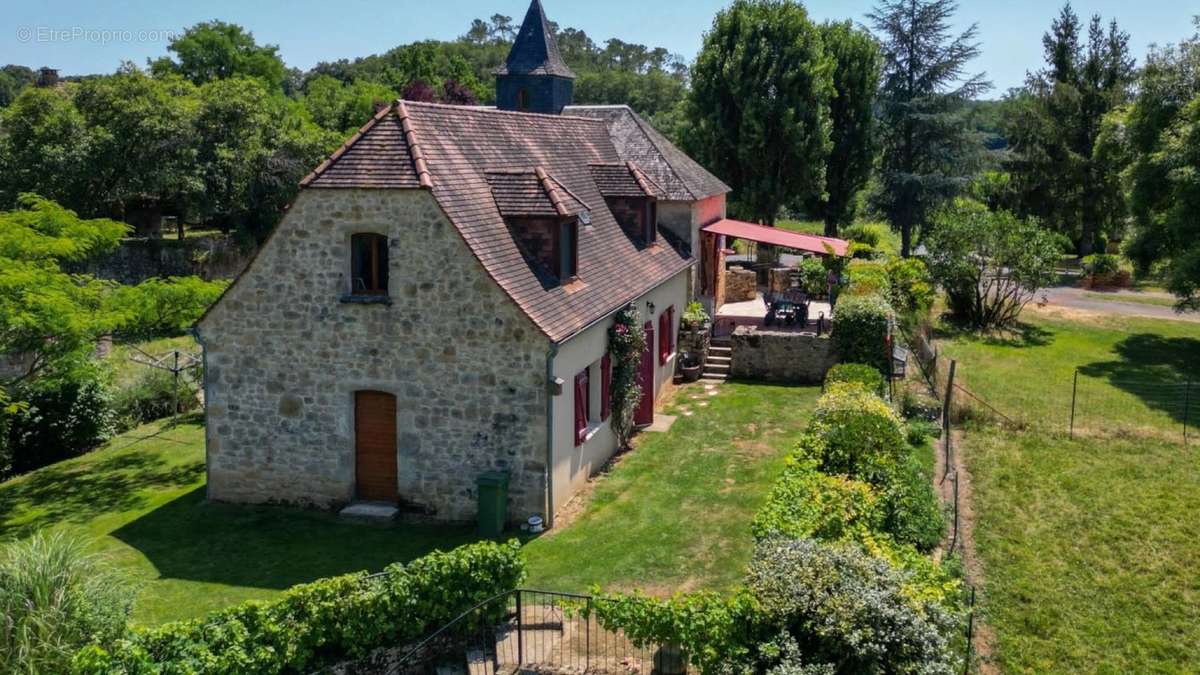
[636,321,655,426]
[355,391,397,502]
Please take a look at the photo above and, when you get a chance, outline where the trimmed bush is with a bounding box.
[747,538,960,675]
[0,532,133,675]
[73,540,525,675]
[843,260,891,297]
[824,363,885,397]
[801,383,908,483]
[752,457,881,542]
[831,293,891,375]
[797,257,827,296]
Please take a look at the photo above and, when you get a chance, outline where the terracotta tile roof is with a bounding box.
[565,105,731,201]
[589,162,666,199]
[301,104,431,189]
[301,100,693,342]
[486,168,587,218]
[495,0,576,79]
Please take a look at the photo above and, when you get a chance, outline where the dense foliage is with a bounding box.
[1112,20,1200,310]
[687,0,833,228]
[0,532,133,675]
[1001,4,1135,255]
[830,294,892,374]
[607,306,646,450]
[801,382,908,483]
[869,0,990,256]
[925,199,1064,328]
[73,540,525,674]
[824,363,886,397]
[4,365,116,476]
[111,368,200,432]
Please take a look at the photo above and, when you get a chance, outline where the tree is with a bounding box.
[0,86,93,210]
[152,21,286,90]
[73,68,201,233]
[686,0,833,228]
[869,0,990,257]
[1119,20,1200,309]
[925,199,1064,328]
[1002,4,1135,254]
[808,21,881,236]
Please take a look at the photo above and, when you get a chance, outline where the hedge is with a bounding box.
[72,541,525,674]
[831,293,891,375]
[824,362,885,397]
[751,457,881,542]
[801,383,908,483]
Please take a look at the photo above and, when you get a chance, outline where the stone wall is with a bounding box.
[768,267,793,295]
[726,267,757,302]
[729,326,837,384]
[72,235,252,284]
[198,189,550,523]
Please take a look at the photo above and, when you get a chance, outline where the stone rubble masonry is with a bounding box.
[768,267,793,295]
[725,267,757,303]
[730,326,837,384]
[197,188,551,522]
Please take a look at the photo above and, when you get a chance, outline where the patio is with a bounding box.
[715,292,834,337]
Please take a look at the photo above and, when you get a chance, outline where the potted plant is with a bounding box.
[681,300,710,332]
[679,351,703,382]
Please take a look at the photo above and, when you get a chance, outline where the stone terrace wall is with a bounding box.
[71,235,251,284]
[198,189,550,522]
[726,267,757,302]
[730,326,837,384]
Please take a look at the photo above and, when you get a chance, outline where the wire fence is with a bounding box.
[1070,372,1196,445]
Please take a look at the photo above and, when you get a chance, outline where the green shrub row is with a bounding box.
[73,541,525,675]
[824,362,886,396]
[830,293,891,375]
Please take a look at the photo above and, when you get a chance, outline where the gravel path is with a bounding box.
[1038,286,1200,323]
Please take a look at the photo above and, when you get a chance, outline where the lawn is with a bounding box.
[940,309,1200,672]
[0,382,820,626]
[1081,291,1179,309]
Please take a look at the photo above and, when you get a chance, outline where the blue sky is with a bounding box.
[2,1,1194,95]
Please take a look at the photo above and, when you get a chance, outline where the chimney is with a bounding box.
[36,67,59,88]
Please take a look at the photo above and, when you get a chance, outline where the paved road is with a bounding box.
[1038,286,1200,323]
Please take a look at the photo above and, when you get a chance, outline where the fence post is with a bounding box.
[942,360,956,483]
[516,591,524,665]
[1070,369,1078,439]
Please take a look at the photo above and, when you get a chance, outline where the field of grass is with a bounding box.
[1081,291,1179,309]
[0,382,819,625]
[940,310,1200,672]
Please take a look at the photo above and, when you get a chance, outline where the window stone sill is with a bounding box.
[340,294,392,306]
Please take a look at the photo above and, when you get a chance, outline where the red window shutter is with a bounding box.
[668,306,676,353]
[600,353,612,421]
[574,370,588,446]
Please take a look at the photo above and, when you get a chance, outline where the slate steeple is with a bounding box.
[496,0,575,114]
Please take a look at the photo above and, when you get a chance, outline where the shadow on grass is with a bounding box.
[0,451,205,539]
[111,487,482,590]
[934,319,1055,349]
[1078,333,1200,425]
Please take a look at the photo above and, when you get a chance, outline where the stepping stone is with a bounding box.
[644,414,678,433]
[339,502,398,522]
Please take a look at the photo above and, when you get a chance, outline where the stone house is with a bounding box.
[194,0,729,526]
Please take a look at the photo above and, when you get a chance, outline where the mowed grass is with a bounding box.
[1081,291,1179,309]
[524,382,820,594]
[0,382,818,625]
[940,310,1200,672]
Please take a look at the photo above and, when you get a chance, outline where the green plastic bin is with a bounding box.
[476,471,510,538]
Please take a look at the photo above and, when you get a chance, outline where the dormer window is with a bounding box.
[605,197,657,247]
[350,233,389,296]
[589,162,663,248]
[487,168,588,286]
[517,89,531,112]
[505,216,578,282]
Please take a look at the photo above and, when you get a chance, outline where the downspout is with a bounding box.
[188,326,211,500]
[544,341,560,529]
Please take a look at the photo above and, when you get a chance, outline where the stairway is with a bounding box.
[702,338,731,383]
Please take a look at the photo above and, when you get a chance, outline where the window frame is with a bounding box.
[574,368,590,446]
[350,232,389,297]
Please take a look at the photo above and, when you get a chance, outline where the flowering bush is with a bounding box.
[607,306,646,449]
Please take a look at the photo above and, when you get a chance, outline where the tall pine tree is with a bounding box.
[869,0,989,257]
[1003,3,1134,255]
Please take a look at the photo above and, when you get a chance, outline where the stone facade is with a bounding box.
[197,189,551,522]
[729,326,837,384]
[726,267,757,302]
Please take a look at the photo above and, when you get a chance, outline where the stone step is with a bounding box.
[705,363,730,373]
[709,345,732,354]
[706,355,731,365]
[700,375,727,384]
[339,502,399,522]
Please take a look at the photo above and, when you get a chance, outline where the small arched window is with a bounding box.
[351,233,389,296]
[517,88,531,112]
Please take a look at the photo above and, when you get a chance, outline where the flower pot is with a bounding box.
[681,363,703,383]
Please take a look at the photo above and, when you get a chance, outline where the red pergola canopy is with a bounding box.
[702,219,850,257]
